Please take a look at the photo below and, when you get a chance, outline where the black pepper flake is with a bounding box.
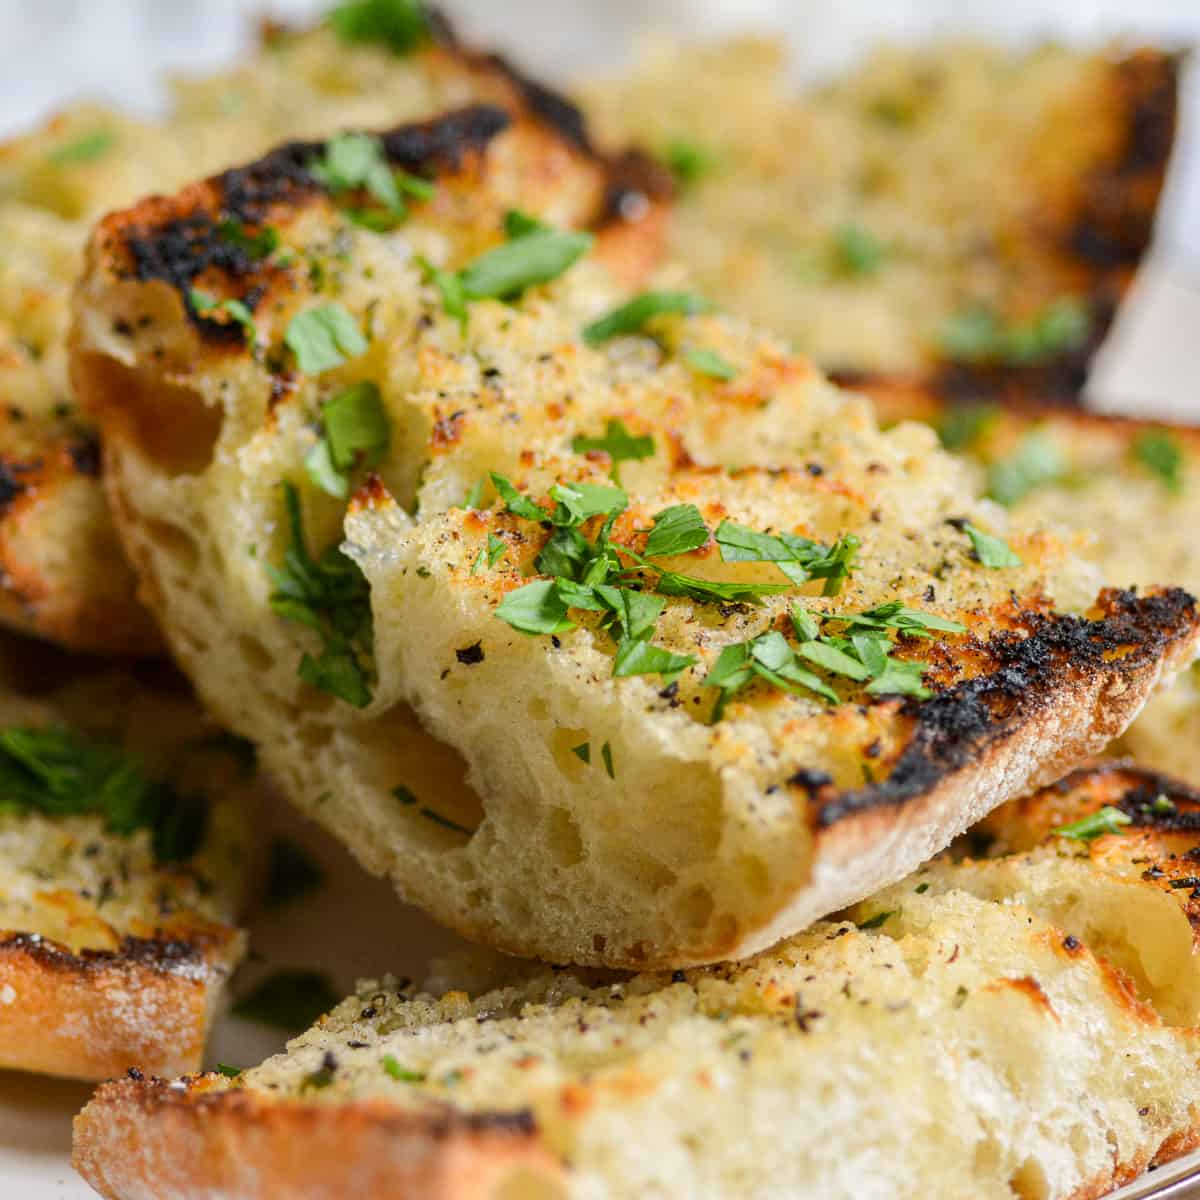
[1143,865,1166,881]
[794,996,822,1033]
[455,642,485,666]
[788,768,833,794]
[360,1006,377,1020]
[1062,934,1081,952]
[805,461,825,476]
[671,969,686,983]
[127,1067,144,1081]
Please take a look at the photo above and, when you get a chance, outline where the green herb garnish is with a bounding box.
[571,742,591,764]
[939,298,1089,366]
[382,1055,425,1082]
[215,1063,242,1078]
[937,403,998,452]
[857,909,896,930]
[48,130,115,165]
[601,741,615,779]
[328,0,430,55]
[571,418,655,482]
[1053,806,1132,841]
[458,229,594,299]
[832,224,888,278]
[267,482,375,707]
[583,291,712,345]
[1132,430,1184,494]
[285,303,368,373]
[664,138,719,188]
[643,503,710,558]
[714,521,859,595]
[0,726,207,864]
[217,221,282,260]
[304,382,390,499]
[263,836,325,909]
[310,132,430,230]
[472,533,508,575]
[189,289,257,347]
[959,521,1022,569]
[232,969,340,1032]
[684,347,737,380]
[986,430,1068,507]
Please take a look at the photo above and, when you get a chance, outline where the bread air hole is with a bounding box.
[74,352,221,477]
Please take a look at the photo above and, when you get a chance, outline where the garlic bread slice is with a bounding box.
[0,655,253,1080]
[74,763,1200,1200]
[582,38,1178,402]
[0,7,662,653]
[70,109,1199,968]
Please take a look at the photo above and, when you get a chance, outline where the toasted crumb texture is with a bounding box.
[0,650,253,1080]
[865,395,1200,784]
[581,38,1177,393]
[71,113,1198,969]
[74,763,1200,1200]
[0,15,660,652]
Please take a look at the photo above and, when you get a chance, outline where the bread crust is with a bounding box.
[73,1075,564,1200]
[0,929,241,1081]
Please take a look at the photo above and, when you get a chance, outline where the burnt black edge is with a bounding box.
[814,587,1197,827]
[0,931,208,975]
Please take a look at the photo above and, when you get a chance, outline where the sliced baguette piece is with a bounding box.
[74,762,1200,1200]
[865,392,1200,783]
[71,115,1199,969]
[0,646,254,1080]
[0,10,663,654]
[581,37,1179,401]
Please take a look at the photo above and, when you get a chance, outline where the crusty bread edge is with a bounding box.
[73,1075,566,1200]
[0,930,243,1081]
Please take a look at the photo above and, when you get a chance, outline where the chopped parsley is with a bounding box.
[215,1063,242,1079]
[263,836,325,909]
[329,0,430,55]
[189,289,257,347]
[487,475,875,697]
[231,969,340,1032]
[856,909,896,930]
[571,742,591,764]
[601,741,615,779]
[583,291,712,345]
[304,382,390,499]
[714,520,859,595]
[285,304,368,374]
[1132,430,1184,494]
[937,403,998,452]
[1053,806,1132,841]
[0,726,207,864]
[704,601,964,718]
[986,430,1068,507]
[217,220,283,260]
[664,138,720,188]
[421,212,592,325]
[684,347,737,380]
[382,1055,425,1082]
[832,224,888,278]
[267,482,375,707]
[958,521,1022,569]
[938,298,1090,366]
[310,132,431,230]
[571,419,655,482]
[472,533,508,575]
[48,129,115,165]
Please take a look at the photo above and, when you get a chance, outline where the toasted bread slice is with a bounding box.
[0,642,254,1080]
[582,38,1178,402]
[866,392,1200,783]
[74,762,1200,1200]
[71,114,1198,970]
[0,12,664,654]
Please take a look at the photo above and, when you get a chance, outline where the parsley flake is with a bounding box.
[382,1056,425,1082]
[643,504,710,558]
[304,382,390,499]
[986,430,1068,507]
[571,741,591,764]
[937,403,998,452]
[664,138,719,188]
[1132,430,1184,494]
[459,229,593,300]
[495,579,575,636]
[328,0,430,55]
[472,533,508,575]
[1053,806,1132,841]
[684,347,737,380]
[48,129,115,165]
[857,909,896,930]
[601,741,615,779]
[583,291,712,345]
[832,224,888,278]
[267,482,375,707]
[285,304,368,374]
[571,418,655,481]
[189,289,257,347]
[958,521,1022,569]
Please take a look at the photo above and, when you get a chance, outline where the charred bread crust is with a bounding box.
[0,929,240,1081]
[74,1075,563,1200]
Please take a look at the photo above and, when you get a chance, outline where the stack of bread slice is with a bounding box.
[0,4,1192,1198]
